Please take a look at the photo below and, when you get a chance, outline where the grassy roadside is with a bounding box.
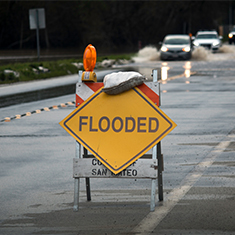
[0,53,134,85]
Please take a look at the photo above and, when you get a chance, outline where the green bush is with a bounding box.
[0,53,133,84]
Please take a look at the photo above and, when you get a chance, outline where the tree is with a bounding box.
[0,0,231,52]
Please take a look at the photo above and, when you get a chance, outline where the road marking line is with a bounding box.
[15,115,21,119]
[44,107,50,111]
[0,101,75,123]
[4,117,10,122]
[132,140,231,234]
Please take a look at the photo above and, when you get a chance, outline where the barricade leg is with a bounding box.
[150,144,157,211]
[157,142,163,201]
[73,141,81,211]
[73,178,80,211]
[85,178,91,201]
[150,179,157,211]
[83,148,91,201]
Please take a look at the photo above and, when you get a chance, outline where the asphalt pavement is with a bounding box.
[0,57,235,234]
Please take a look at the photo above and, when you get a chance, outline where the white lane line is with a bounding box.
[132,140,231,234]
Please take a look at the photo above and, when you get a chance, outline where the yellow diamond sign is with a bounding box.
[60,87,176,174]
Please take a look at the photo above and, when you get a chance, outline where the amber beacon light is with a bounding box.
[82,44,97,82]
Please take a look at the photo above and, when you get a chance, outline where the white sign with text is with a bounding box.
[73,158,157,179]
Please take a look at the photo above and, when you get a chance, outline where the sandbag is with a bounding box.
[102,71,146,95]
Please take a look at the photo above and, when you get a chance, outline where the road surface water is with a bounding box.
[0,46,235,234]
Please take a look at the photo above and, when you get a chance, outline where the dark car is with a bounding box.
[160,34,192,61]
[228,27,235,44]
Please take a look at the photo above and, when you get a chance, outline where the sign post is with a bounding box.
[29,8,46,61]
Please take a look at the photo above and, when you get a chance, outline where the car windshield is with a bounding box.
[196,34,218,39]
[164,37,189,45]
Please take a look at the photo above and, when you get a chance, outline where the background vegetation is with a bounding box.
[0,53,133,84]
[0,1,234,53]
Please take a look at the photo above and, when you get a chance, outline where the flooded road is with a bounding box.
[129,44,235,81]
[0,47,235,234]
[132,44,235,62]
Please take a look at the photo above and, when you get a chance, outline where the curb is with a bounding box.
[0,82,76,108]
[0,69,123,108]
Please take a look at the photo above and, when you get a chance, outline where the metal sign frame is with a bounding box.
[73,70,163,212]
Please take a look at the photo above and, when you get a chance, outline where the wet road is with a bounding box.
[0,49,235,234]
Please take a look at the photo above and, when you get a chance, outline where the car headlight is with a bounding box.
[161,46,168,52]
[212,41,220,46]
[228,33,233,38]
[193,41,199,46]
[182,46,191,52]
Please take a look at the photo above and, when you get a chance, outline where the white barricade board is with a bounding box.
[73,158,157,179]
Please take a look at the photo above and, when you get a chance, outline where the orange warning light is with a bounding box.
[83,44,97,71]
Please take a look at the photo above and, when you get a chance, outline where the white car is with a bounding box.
[192,31,222,52]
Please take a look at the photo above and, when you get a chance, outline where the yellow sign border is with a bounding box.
[60,87,176,174]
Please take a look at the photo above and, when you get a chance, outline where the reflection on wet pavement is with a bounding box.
[183,61,191,78]
[161,62,170,82]
[160,61,193,84]
[160,61,193,93]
